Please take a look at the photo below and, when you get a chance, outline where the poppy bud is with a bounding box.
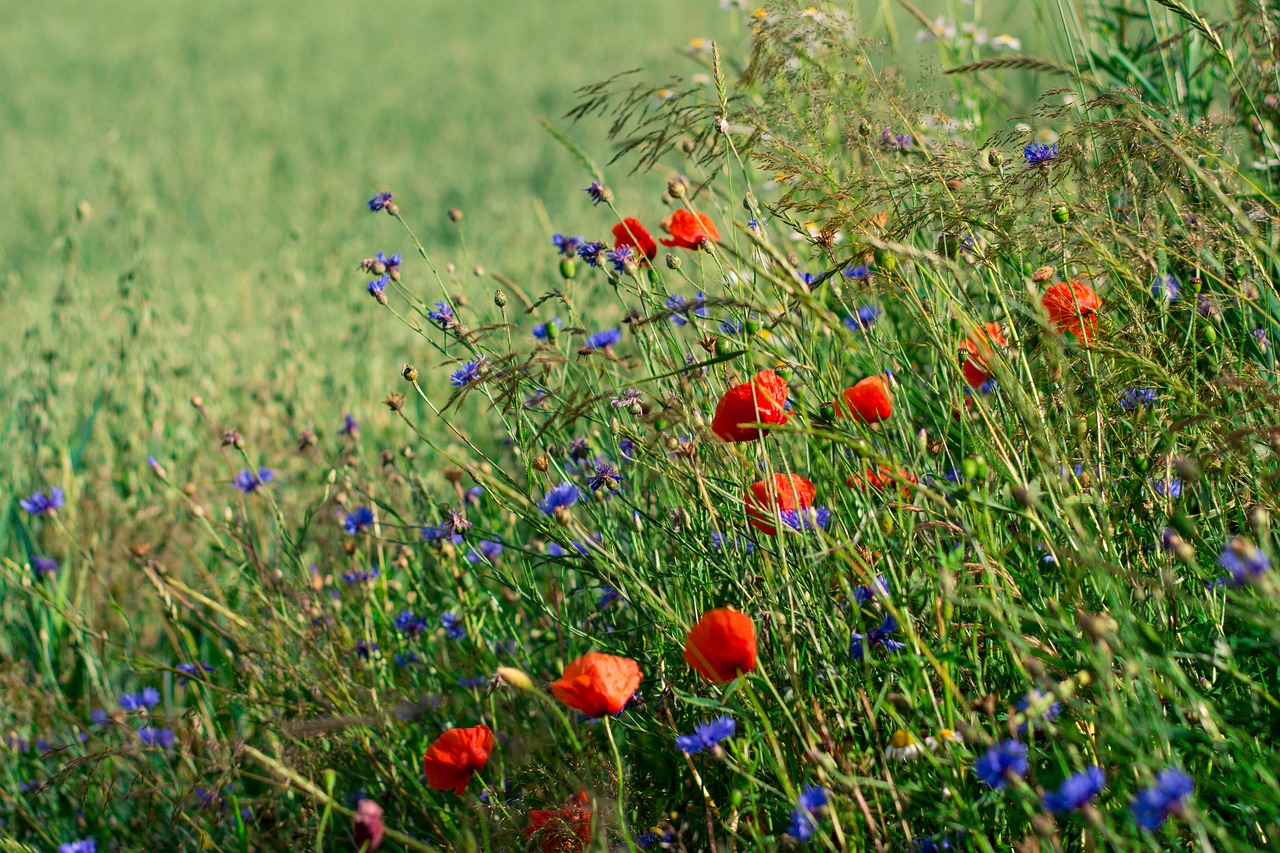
[401,363,418,382]
[818,403,836,422]
[558,257,577,280]
[1051,205,1071,224]
[1031,265,1056,283]
[496,666,534,691]
[447,207,463,222]
[873,248,896,271]
[745,319,762,336]
[988,149,1004,167]
[685,607,758,683]
[667,179,686,199]
[353,799,385,851]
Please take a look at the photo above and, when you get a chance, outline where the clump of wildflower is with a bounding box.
[853,576,890,604]
[596,586,624,609]
[1152,478,1182,499]
[343,506,375,535]
[341,566,380,584]
[584,181,612,205]
[339,413,359,438]
[552,234,584,256]
[32,556,58,577]
[1043,765,1106,813]
[843,264,871,281]
[676,716,736,755]
[883,729,924,761]
[367,191,395,213]
[1131,768,1194,830]
[58,841,96,853]
[787,786,829,843]
[611,389,642,410]
[367,275,389,302]
[232,468,273,493]
[19,488,64,516]
[577,240,606,268]
[667,292,709,325]
[537,482,581,515]
[850,615,905,659]
[394,610,428,636]
[606,244,636,274]
[1120,388,1157,410]
[466,539,503,563]
[1218,536,1271,585]
[1152,274,1180,302]
[1023,142,1058,165]
[975,740,1028,789]
[584,327,622,350]
[450,357,486,388]
[441,612,466,641]
[779,505,832,532]
[880,127,913,149]
[427,301,456,329]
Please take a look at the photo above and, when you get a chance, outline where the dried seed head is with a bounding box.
[383,393,405,412]
[1031,265,1057,283]
[533,453,549,472]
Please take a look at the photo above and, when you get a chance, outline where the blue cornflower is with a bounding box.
[677,716,736,755]
[176,662,214,685]
[367,275,389,297]
[843,265,871,281]
[545,542,566,557]
[340,566,380,584]
[597,586,624,609]
[421,524,456,543]
[1015,689,1062,733]
[354,640,378,659]
[1218,537,1271,585]
[466,539,504,563]
[367,191,394,212]
[90,709,110,726]
[494,638,518,655]
[667,292,709,325]
[394,610,428,636]
[32,556,58,577]
[587,461,621,492]
[537,481,581,515]
[1044,765,1106,813]
[119,687,161,712]
[584,181,610,205]
[427,300,455,329]
[343,506,375,535]
[572,533,603,555]
[779,506,832,532]
[464,485,484,505]
[850,614,906,659]
[552,234,584,256]
[606,245,636,273]
[1152,273,1180,302]
[880,127,913,149]
[1023,142,1058,165]
[19,488,64,516]
[844,305,880,330]
[577,240,606,268]
[232,468,273,493]
[719,319,745,335]
[457,674,490,689]
[533,317,561,339]
[800,271,819,285]
[567,437,590,459]
[852,575,890,604]
[58,841,96,853]
[137,726,176,747]
[618,437,637,459]
[975,740,1028,789]
[787,786,829,843]
[913,835,961,853]
[1120,387,1157,410]
[376,251,401,275]
[1152,478,1182,499]
[1131,768,1194,830]
[394,651,420,667]
[441,612,466,641]
[339,413,359,437]
[584,327,622,350]
[450,357,486,387]
[710,532,755,553]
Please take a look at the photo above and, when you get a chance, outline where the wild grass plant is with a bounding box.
[4,0,1280,851]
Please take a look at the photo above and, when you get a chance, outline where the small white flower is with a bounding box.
[926,728,965,751]
[884,729,924,761]
[990,33,1022,51]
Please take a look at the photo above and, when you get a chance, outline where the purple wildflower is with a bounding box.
[537,481,580,515]
[367,191,394,212]
[677,716,736,755]
[343,506,375,535]
[850,615,905,659]
[1043,765,1106,813]
[975,740,1028,789]
[19,488,64,516]
[232,468,273,493]
[1131,769,1194,830]
[1023,142,1058,165]
[584,327,622,350]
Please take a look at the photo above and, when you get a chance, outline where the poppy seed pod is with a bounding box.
[711,369,790,443]
[838,375,893,424]
[685,607,758,683]
[550,652,642,718]
[422,724,494,795]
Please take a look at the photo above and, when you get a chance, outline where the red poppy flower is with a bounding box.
[550,652,642,718]
[711,369,790,442]
[659,209,720,249]
[1041,281,1100,341]
[846,465,916,496]
[744,473,817,536]
[422,724,494,795]
[612,218,657,262]
[526,789,592,853]
[838,375,893,424]
[960,322,1008,388]
[685,607,757,683]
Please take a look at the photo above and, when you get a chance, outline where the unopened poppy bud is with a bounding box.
[667,180,686,199]
[665,253,681,270]
[818,403,835,421]
[1031,265,1056,283]
[190,395,203,409]
[401,363,418,382]
[1052,205,1071,224]
[988,149,1004,167]
[545,321,560,342]
[447,207,463,223]
[873,248,896,271]
[745,319,762,336]
[773,364,792,380]
[559,258,576,280]
[496,666,533,690]
[494,289,508,308]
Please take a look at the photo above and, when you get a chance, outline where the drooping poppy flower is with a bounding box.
[352,799,385,851]
[959,322,1008,388]
[611,219,657,263]
[711,369,790,442]
[550,652,642,718]
[838,375,892,424]
[422,724,494,795]
[744,473,817,536]
[685,607,757,683]
[846,465,916,496]
[659,209,720,249]
[1041,281,1100,341]
[526,789,593,852]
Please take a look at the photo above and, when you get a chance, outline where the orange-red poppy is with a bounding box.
[526,789,593,853]
[422,724,494,795]
[744,473,817,536]
[838,375,893,424]
[550,652,642,718]
[711,369,790,442]
[1042,281,1100,341]
[659,209,720,249]
[612,218,657,262]
[959,322,1007,388]
[685,607,757,683]
[846,465,917,496]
